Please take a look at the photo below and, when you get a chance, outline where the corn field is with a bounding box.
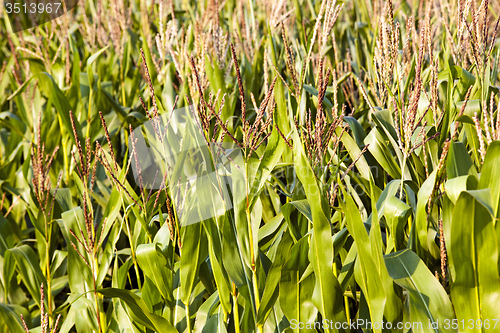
[1,0,500,332]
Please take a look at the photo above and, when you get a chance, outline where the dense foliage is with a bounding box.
[1,0,500,332]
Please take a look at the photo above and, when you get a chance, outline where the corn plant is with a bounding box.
[1,0,500,332]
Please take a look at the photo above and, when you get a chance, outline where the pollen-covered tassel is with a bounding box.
[473,112,486,163]
[439,219,447,285]
[230,43,247,145]
[99,111,118,172]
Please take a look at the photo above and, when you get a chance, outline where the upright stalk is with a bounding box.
[44,215,53,327]
[399,153,407,200]
[245,159,262,333]
[232,283,241,333]
[124,213,142,289]
[92,260,102,333]
[185,300,192,333]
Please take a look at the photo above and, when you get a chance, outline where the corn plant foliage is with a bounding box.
[1,0,500,332]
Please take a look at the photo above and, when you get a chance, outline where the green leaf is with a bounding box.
[478,142,500,218]
[54,188,73,212]
[282,200,312,241]
[86,45,110,88]
[414,169,438,261]
[97,288,178,333]
[34,71,84,149]
[339,185,385,333]
[256,232,293,325]
[202,218,232,316]
[279,237,317,333]
[249,127,285,209]
[136,243,174,307]
[337,127,373,181]
[192,292,220,333]
[0,303,26,333]
[448,191,500,328]
[59,208,94,292]
[205,56,233,131]
[447,141,475,179]
[6,245,47,309]
[291,123,346,332]
[268,33,291,161]
[364,128,402,180]
[344,116,367,146]
[180,222,206,306]
[384,249,456,333]
[383,196,411,253]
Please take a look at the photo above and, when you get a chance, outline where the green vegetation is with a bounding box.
[1,0,500,332]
